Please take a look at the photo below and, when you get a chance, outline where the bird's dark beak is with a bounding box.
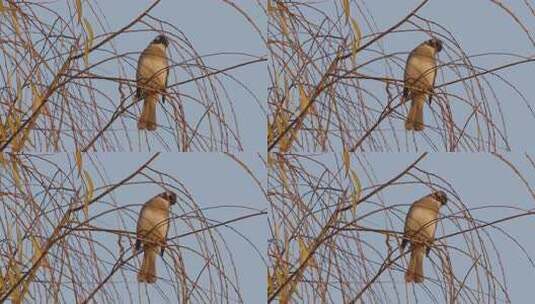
[432,39,443,52]
[439,191,448,204]
[433,191,448,205]
[160,191,177,205]
[168,192,177,205]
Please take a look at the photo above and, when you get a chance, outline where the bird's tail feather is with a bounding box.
[138,94,158,131]
[138,247,158,283]
[405,246,425,283]
[405,95,425,131]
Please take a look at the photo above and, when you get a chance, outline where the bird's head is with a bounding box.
[431,190,448,205]
[159,190,177,205]
[425,38,443,53]
[152,34,169,48]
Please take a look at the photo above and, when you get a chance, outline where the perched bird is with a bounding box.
[136,34,170,131]
[403,38,443,131]
[136,191,177,283]
[401,190,447,283]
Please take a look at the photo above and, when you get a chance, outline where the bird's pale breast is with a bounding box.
[137,198,170,243]
[404,43,437,97]
[405,201,440,242]
[136,45,168,93]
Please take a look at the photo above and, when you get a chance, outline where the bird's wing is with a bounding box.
[161,215,171,256]
[405,45,436,94]
[403,203,417,235]
[402,50,415,99]
[162,66,169,103]
[428,61,438,105]
[137,45,167,94]
[136,48,149,99]
[136,204,147,235]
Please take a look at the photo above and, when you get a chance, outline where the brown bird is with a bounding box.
[403,38,443,131]
[136,34,170,131]
[136,191,176,283]
[401,190,447,283]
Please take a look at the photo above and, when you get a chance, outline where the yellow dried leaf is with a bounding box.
[277,4,289,38]
[276,261,290,303]
[267,153,275,168]
[0,1,4,13]
[30,237,45,265]
[15,76,22,104]
[75,0,83,24]
[298,85,309,113]
[278,157,289,189]
[267,119,273,144]
[13,127,32,152]
[0,117,5,148]
[31,83,48,117]
[350,17,362,61]
[343,149,350,177]
[10,225,24,302]
[275,262,287,287]
[267,0,273,15]
[342,0,350,23]
[75,150,83,175]
[7,112,18,143]
[11,156,22,192]
[16,236,48,302]
[35,241,49,268]
[287,127,299,151]
[297,238,311,267]
[278,86,310,152]
[278,287,288,302]
[9,262,22,302]
[16,224,22,259]
[82,18,94,66]
[30,83,39,108]
[22,84,47,148]
[10,104,33,151]
[9,3,19,36]
[279,137,290,152]
[0,153,6,168]
[83,170,94,217]
[267,271,272,294]
[277,112,291,152]
[350,169,362,215]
